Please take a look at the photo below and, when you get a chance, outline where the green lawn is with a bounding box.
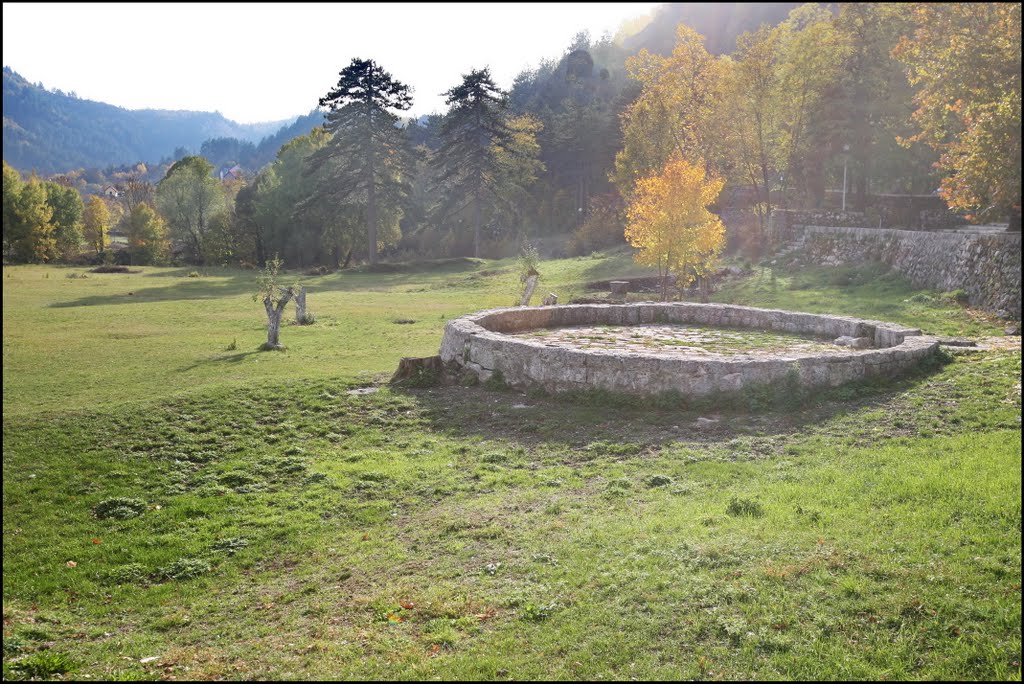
[3,255,1020,680]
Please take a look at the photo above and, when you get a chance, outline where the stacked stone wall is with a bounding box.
[792,225,1021,316]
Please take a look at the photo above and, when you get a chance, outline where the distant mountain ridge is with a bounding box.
[621,2,801,55]
[2,66,314,174]
[3,4,801,175]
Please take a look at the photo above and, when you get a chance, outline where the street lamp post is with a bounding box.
[842,144,850,212]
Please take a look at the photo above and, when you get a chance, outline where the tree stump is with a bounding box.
[391,355,445,383]
[294,286,308,324]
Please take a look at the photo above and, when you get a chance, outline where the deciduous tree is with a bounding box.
[253,256,297,351]
[125,202,169,265]
[156,155,226,264]
[43,181,84,260]
[2,165,56,263]
[893,2,1022,223]
[83,195,111,256]
[625,158,725,300]
[614,25,726,198]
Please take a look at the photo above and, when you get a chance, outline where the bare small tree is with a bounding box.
[254,257,297,350]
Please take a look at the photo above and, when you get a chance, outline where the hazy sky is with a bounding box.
[3,2,660,124]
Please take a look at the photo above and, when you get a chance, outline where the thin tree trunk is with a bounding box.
[520,274,539,306]
[473,191,482,259]
[263,288,294,350]
[255,231,266,268]
[367,166,378,265]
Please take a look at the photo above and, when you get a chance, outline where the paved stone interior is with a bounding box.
[511,323,858,357]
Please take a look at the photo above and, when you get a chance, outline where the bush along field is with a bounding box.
[2,256,1020,680]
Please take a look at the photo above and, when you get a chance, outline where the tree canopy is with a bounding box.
[893,2,1022,222]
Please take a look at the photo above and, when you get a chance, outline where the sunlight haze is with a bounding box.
[2,2,660,123]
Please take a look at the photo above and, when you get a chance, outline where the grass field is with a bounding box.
[3,254,1020,680]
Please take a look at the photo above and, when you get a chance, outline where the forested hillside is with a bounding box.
[4,3,1016,271]
[2,67,312,174]
[3,4,799,177]
[621,2,799,55]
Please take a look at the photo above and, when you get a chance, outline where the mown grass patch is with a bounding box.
[3,256,1019,679]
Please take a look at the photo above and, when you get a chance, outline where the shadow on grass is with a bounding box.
[177,349,265,372]
[393,356,953,451]
[48,260,497,309]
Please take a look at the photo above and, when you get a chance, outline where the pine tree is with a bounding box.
[431,68,513,258]
[307,58,417,264]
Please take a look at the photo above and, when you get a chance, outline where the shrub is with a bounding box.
[646,474,674,488]
[89,264,137,274]
[107,563,147,584]
[8,652,75,679]
[158,557,211,581]
[187,271,201,278]
[483,370,508,391]
[211,538,249,554]
[520,602,558,622]
[726,497,765,518]
[940,289,969,305]
[569,192,627,255]
[93,497,146,520]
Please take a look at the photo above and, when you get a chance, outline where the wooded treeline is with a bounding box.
[4,3,1019,267]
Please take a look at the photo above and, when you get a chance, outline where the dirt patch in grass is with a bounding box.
[88,265,141,274]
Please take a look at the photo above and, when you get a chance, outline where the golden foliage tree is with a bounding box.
[892,3,1021,223]
[613,25,726,198]
[625,158,725,300]
[83,195,110,256]
[125,203,169,265]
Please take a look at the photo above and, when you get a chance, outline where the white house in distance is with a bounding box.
[102,185,120,198]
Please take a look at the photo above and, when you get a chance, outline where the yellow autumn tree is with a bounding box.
[625,158,725,300]
[82,195,111,256]
[613,25,727,199]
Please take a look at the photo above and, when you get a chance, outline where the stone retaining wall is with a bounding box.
[439,304,938,396]
[792,225,1021,316]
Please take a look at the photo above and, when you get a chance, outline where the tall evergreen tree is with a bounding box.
[307,58,417,264]
[431,68,513,258]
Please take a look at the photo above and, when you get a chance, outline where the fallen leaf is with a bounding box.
[399,600,415,610]
[91,538,102,545]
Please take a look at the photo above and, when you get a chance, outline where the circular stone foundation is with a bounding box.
[438,303,939,396]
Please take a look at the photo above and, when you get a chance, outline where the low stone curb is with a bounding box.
[439,303,940,396]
